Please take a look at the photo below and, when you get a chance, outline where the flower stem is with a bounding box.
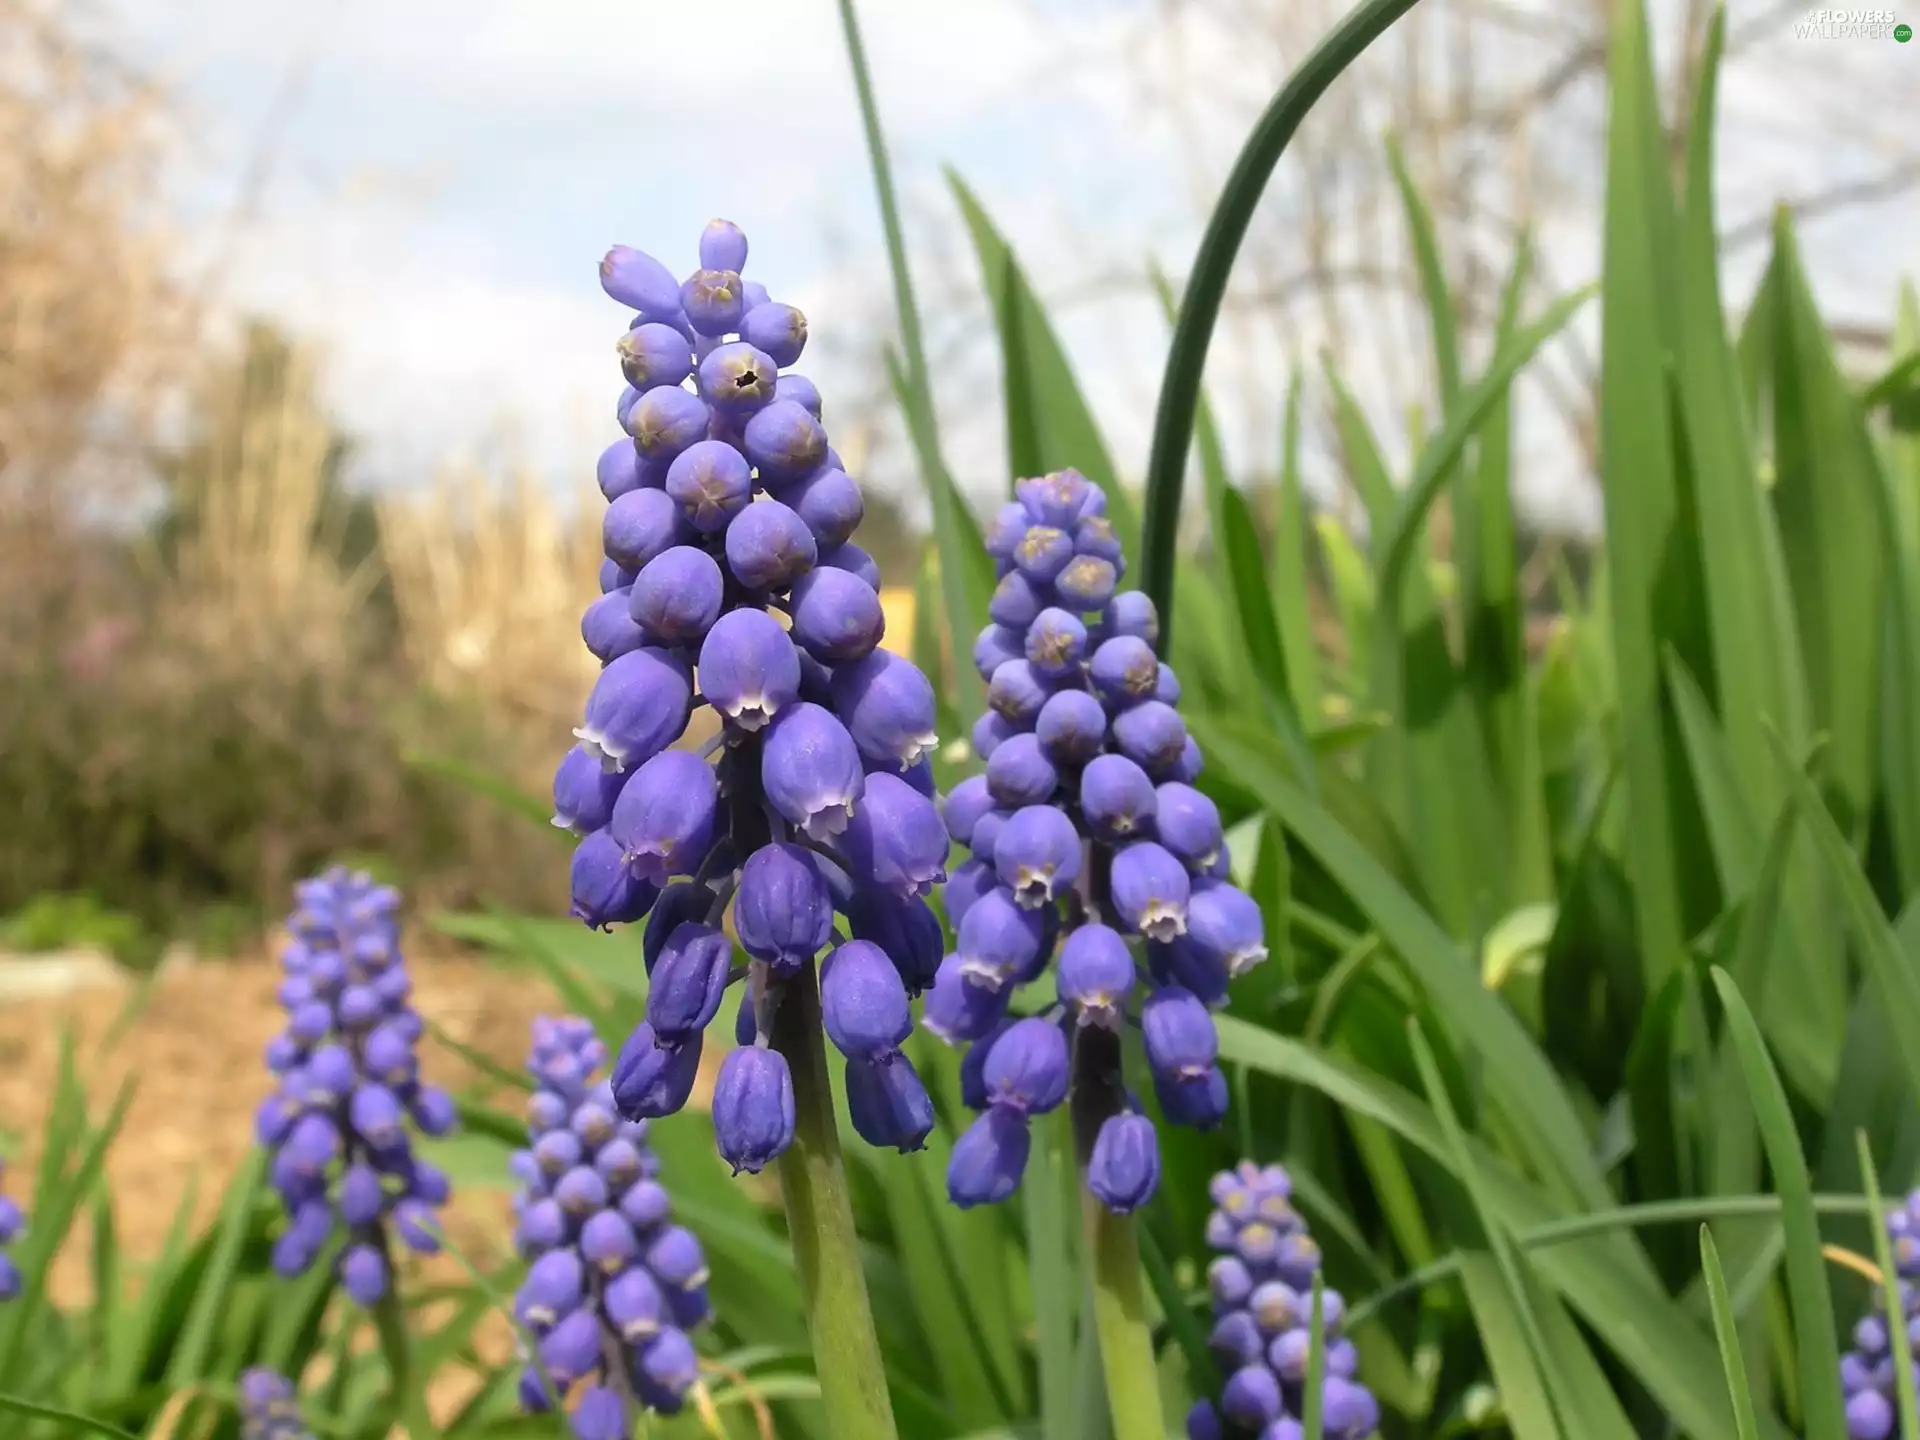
[1071,1025,1165,1440]
[370,1269,436,1439]
[768,957,899,1440]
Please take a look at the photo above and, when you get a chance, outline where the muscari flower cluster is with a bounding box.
[253,868,456,1305]
[238,1369,315,1440]
[1838,1187,1920,1440]
[510,1016,709,1433]
[926,467,1266,1212]
[0,1156,23,1301]
[556,220,948,1173]
[1187,1163,1379,1440]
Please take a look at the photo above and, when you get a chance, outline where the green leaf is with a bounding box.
[1700,1226,1765,1440]
[1271,374,1324,726]
[1858,1131,1920,1440]
[164,1147,265,1386]
[1023,1109,1082,1440]
[402,750,559,833]
[0,1391,141,1440]
[1708,967,1845,1440]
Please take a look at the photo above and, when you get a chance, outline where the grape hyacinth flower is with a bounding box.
[934,467,1267,1213]
[1837,1187,1920,1439]
[1187,1163,1379,1440]
[510,1017,709,1430]
[0,1156,24,1302]
[238,1369,316,1440]
[252,868,456,1308]
[566,220,947,1179]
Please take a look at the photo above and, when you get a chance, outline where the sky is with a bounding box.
[103,0,1920,540]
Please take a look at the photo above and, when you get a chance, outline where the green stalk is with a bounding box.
[371,1277,436,1440]
[1072,1023,1164,1438]
[769,957,900,1440]
[1139,0,1425,649]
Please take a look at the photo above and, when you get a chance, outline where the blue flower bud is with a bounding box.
[1320,1376,1379,1438]
[778,466,863,548]
[1035,689,1108,766]
[535,1131,584,1176]
[712,1046,796,1175]
[572,1385,629,1440]
[611,1023,704,1120]
[339,1163,385,1227]
[540,1305,604,1385]
[1186,1400,1226,1440]
[1184,879,1269,977]
[579,1209,641,1274]
[555,1164,611,1216]
[593,1138,645,1191]
[846,1052,937,1153]
[956,885,1051,991]
[1013,524,1075,584]
[340,1244,388,1306]
[762,702,865,841]
[1018,469,1096,527]
[681,269,744,336]
[947,1107,1032,1208]
[1058,923,1134,1027]
[986,732,1059,808]
[973,622,1027,682]
[829,650,939,771]
[628,386,710,463]
[821,940,913,1061]
[969,807,1012,860]
[988,659,1051,727]
[743,400,827,485]
[1247,1280,1303,1334]
[990,570,1050,630]
[1155,1063,1229,1130]
[972,710,1018,761]
[836,772,948,899]
[609,749,718,885]
[843,886,943,995]
[601,246,681,315]
[644,923,733,1041]
[1142,986,1218,1081]
[982,1017,1070,1115]
[392,1197,441,1253]
[775,372,821,418]
[730,843,831,974]
[601,557,636,593]
[582,589,648,663]
[1101,590,1160,646]
[575,647,694,772]
[553,746,630,836]
[1089,635,1160,709]
[940,777,995,849]
[1087,1112,1160,1214]
[741,302,807,368]
[603,1263,666,1342]
[664,440,752,533]
[618,322,695,392]
[1024,607,1088,681]
[635,1326,700,1404]
[630,546,724,644]
[723,499,816,593]
[645,1224,709,1290]
[1148,935,1230,1009]
[696,341,778,416]
[926,950,1017,1050]
[1155,664,1183,706]
[1154,783,1222,871]
[788,566,884,664]
[1056,554,1119,612]
[1111,841,1190,941]
[643,883,713,974]
[1221,1364,1283,1426]
[1113,698,1189,778]
[992,805,1082,909]
[699,219,749,273]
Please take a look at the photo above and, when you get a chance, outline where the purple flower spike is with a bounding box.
[1142,986,1219,1081]
[604,489,690,575]
[699,608,801,731]
[788,566,884,664]
[724,499,817,592]
[610,1023,704,1120]
[779,467,864,549]
[665,440,753,532]
[986,732,1060,809]
[947,1107,1032,1208]
[981,1017,1070,1115]
[836,771,949,899]
[734,842,833,973]
[600,246,682,316]
[645,923,733,1041]
[847,1052,936,1153]
[711,1046,796,1175]
[741,302,808,368]
[743,400,827,486]
[575,647,693,772]
[697,341,779,417]
[820,939,913,1060]
[1087,1112,1160,1214]
[553,746,630,836]
[991,805,1082,909]
[1035,689,1108,766]
[618,322,695,392]
[681,269,745,337]
[762,702,865,841]
[609,750,718,885]
[699,219,748,273]
[628,387,710,464]
[830,650,939,771]
[1057,923,1134,1028]
[922,954,1013,1043]
[1111,841,1191,941]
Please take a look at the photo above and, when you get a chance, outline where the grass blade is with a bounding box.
[0,1392,140,1440]
[1271,373,1324,725]
[1700,1226,1765,1440]
[1708,967,1845,1440]
[1858,1131,1920,1440]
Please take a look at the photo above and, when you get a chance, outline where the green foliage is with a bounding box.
[7,0,1920,1436]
